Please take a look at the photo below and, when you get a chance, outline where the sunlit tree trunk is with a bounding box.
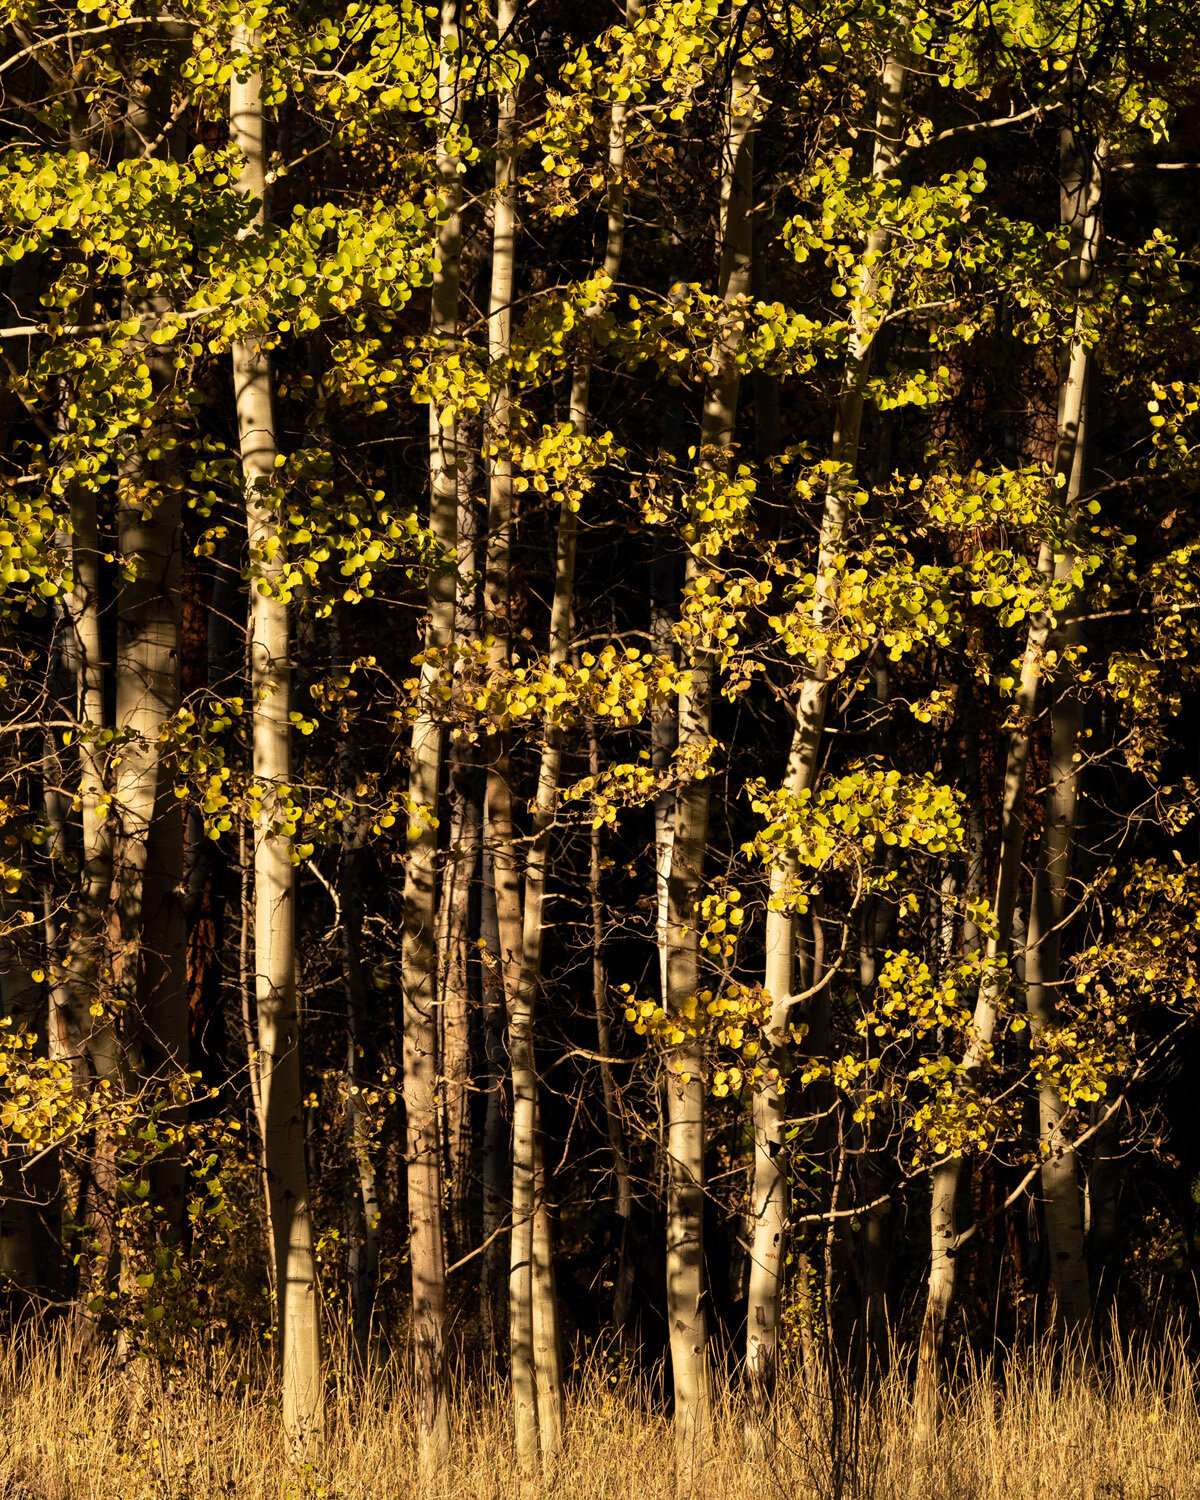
[62,481,121,1346]
[111,24,189,1242]
[231,27,323,1451]
[400,1,465,1474]
[477,0,542,1471]
[745,41,907,1462]
[62,484,115,1088]
[666,18,753,1494]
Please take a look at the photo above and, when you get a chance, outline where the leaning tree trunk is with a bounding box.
[399,0,465,1476]
[231,27,323,1451]
[913,124,1104,1446]
[744,38,908,1464]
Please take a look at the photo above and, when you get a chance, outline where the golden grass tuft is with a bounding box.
[0,1326,1198,1499]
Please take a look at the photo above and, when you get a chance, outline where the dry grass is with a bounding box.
[0,1328,1197,1500]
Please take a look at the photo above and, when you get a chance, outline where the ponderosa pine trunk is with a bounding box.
[745,40,908,1462]
[231,28,323,1450]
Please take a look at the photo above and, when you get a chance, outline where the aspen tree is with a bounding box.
[479,845,508,1354]
[400,0,464,1474]
[335,609,380,1354]
[434,424,482,1256]
[479,0,541,1471]
[586,708,635,1330]
[666,14,754,1493]
[113,47,188,1233]
[745,38,908,1462]
[913,125,1104,1445]
[507,0,647,1466]
[1024,126,1104,1348]
[230,22,323,1451]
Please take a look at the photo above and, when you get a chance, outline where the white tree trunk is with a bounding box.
[231,28,323,1451]
[400,2,465,1475]
[666,18,754,1494]
[745,41,908,1461]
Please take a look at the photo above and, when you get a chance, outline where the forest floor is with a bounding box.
[0,1328,1195,1499]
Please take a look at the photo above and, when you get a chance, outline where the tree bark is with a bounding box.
[112,32,189,1239]
[479,844,508,1356]
[1024,127,1104,1351]
[913,124,1104,1444]
[334,608,380,1358]
[666,17,754,1494]
[231,27,323,1450]
[586,714,635,1330]
[477,0,542,1472]
[400,1,464,1474]
[745,40,908,1462]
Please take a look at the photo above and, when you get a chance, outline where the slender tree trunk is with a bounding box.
[343,813,381,1357]
[62,486,116,1086]
[113,36,189,1239]
[508,3,647,1459]
[400,2,464,1474]
[913,125,1103,1444]
[1086,1085,1122,1331]
[666,19,754,1494]
[1024,127,1104,1351]
[530,1121,563,1466]
[437,720,479,1260]
[479,844,508,1355]
[62,480,121,1347]
[478,0,541,1471]
[231,28,323,1449]
[334,609,380,1357]
[1026,610,1090,1343]
[586,714,635,1329]
[652,556,677,1005]
[745,42,908,1462]
[437,438,482,1257]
